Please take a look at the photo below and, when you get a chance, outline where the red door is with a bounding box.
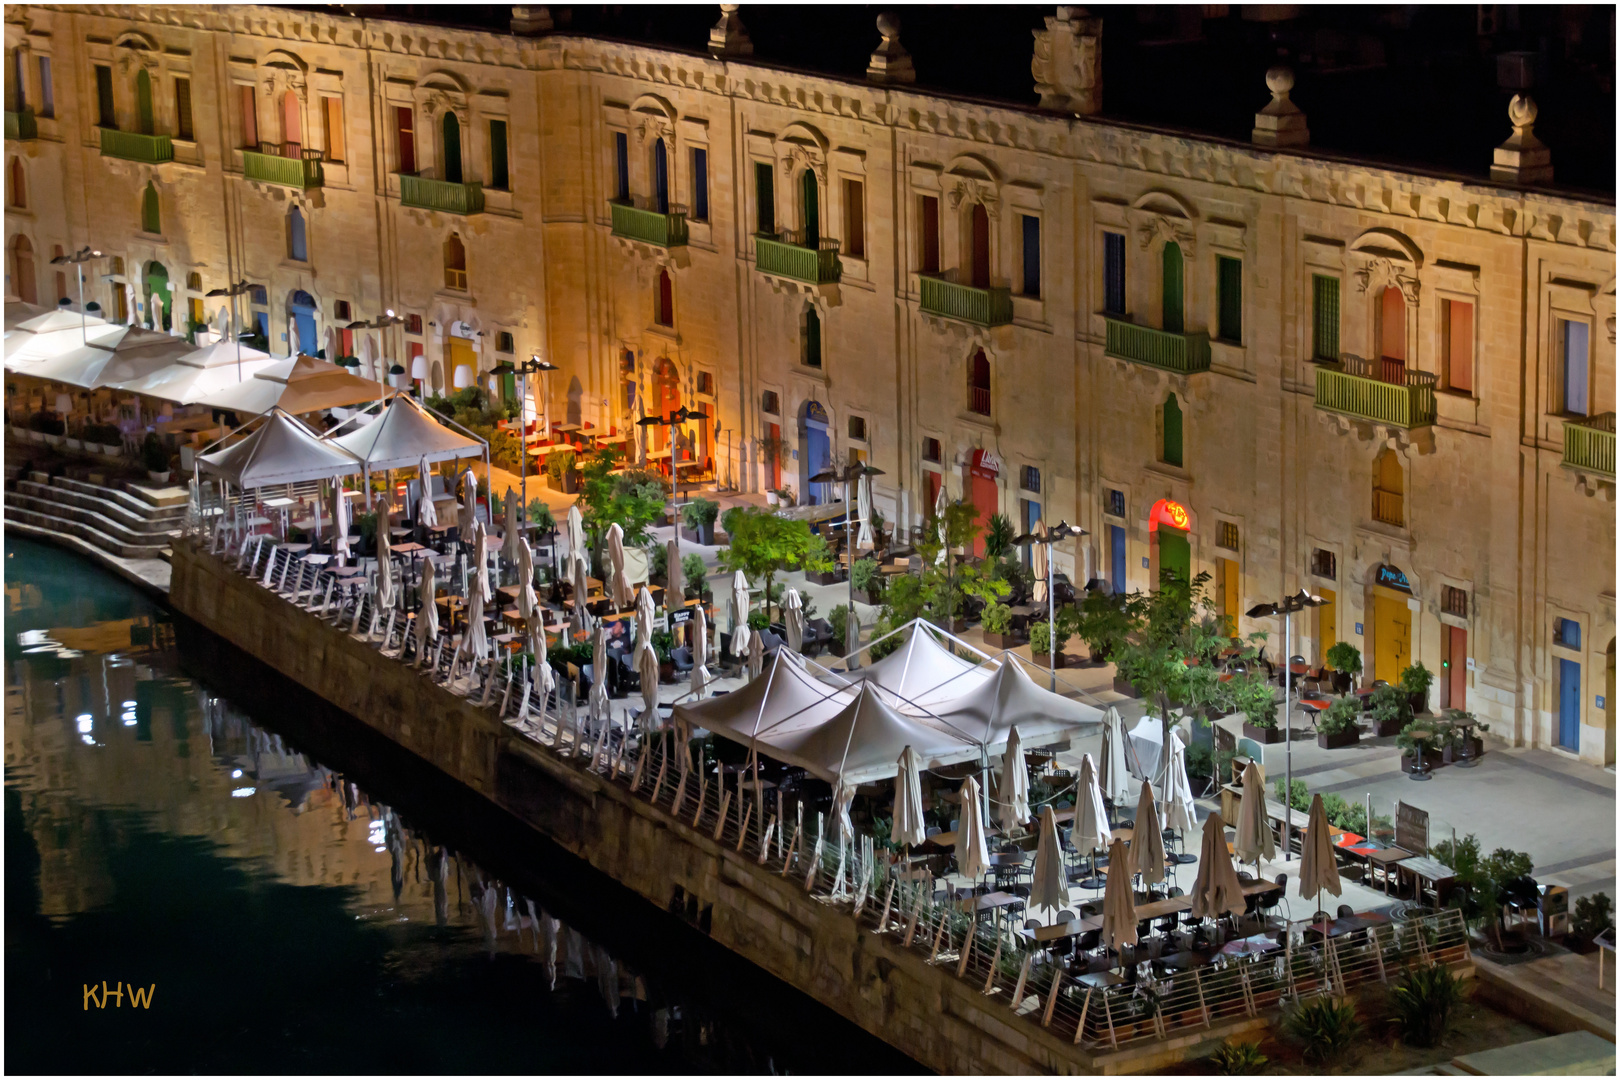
[768,421,782,489]
[1445,626,1467,709]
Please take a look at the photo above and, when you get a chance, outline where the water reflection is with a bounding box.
[3,537,777,1074]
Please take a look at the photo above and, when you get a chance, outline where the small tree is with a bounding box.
[575,445,667,574]
[914,500,1008,627]
[983,512,1015,560]
[718,508,832,624]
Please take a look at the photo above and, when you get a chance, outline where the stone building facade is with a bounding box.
[4,4,1615,763]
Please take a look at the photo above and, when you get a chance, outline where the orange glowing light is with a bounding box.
[1149,498,1191,532]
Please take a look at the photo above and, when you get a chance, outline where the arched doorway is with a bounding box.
[8,234,36,305]
[799,400,831,505]
[135,69,154,135]
[969,203,990,289]
[653,357,681,454]
[1148,498,1192,588]
[142,260,170,330]
[1366,563,1413,684]
[653,139,669,215]
[281,91,301,156]
[441,112,462,183]
[288,289,318,357]
[800,169,819,248]
[964,449,1000,559]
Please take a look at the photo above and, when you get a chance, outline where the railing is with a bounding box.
[243,146,325,189]
[754,233,842,285]
[399,173,485,215]
[1562,413,1616,478]
[5,107,37,141]
[99,127,173,164]
[444,268,468,291]
[1373,487,1405,527]
[609,200,689,248]
[1315,359,1437,428]
[969,386,991,416]
[920,274,1014,327]
[1102,315,1212,374]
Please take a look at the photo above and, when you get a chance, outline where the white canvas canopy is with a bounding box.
[773,684,979,786]
[4,299,48,331]
[196,354,384,416]
[109,339,277,404]
[931,658,1103,756]
[197,407,364,488]
[674,649,848,751]
[323,391,485,471]
[844,622,992,704]
[4,306,119,363]
[15,326,190,387]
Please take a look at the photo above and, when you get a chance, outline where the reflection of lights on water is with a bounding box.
[231,787,255,798]
[76,714,93,733]
[232,769,243,778]
[374,845,387,853]
[123,700,137,708]
[81,734,97,746]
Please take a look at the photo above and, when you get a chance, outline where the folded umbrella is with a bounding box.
[956,775,990,883]
[571,553,593,638]
[1233,760,1275,869]
[1099,705,1133,808]
[1099,837,1139,956]
[665,538,683,608]
[517,539,538,622]
[730,570,751,657]
[527,613,554,699]
[606,523,634,610]
[462,574,488,661]
[995,724,1029,835]
[635,586,656,656]
[1299,793,1343,914]
[502,485,521,566]
[783,587,804,654]
[331,481,351,560]
[589,625,609,721]
[415,557,439,662]
[473,519,493,604]
[747,628,763,680]
[1029,804,1068,917]
[638,639,660,723]
[1189,811,1247,921]
[457,467,477,534]
[690,604,711,699]
[1074,753,1112,856]
[1133,780,1168,886]
[566,504,587,570]
[376,515,395,609]
[1161,729,1198,837]
[417,456,438,527]
[892,745,926,848]
[856,471,873,549]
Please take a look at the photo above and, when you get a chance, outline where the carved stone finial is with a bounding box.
[709,3,753,58]
[1491,93,1553,184]
[509,6,552,35]
[1032,6,1102,115]
[1252,65,1309,148]
[867,12,915,85]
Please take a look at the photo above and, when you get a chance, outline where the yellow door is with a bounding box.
[1373,592,1410,683]
[446,337,476,394]
[1318,588,1337,665]
[1218,558,1239,636]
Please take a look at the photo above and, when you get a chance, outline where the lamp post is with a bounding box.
[204,279,259,380]
[1013,521,1086,690]
[48,247,104,345]
[346,310,404,383]
[1246,589,1323,862]
[809,461,886,654]
[637,404,709,514]
[490,354,558,538]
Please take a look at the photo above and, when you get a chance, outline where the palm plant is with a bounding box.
[1388,962,1463,1048]
[1286,996,1361,1064]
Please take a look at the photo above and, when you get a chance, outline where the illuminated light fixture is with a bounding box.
[410,356,429,380]
[1148,497,1191,532]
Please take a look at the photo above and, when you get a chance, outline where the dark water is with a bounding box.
[3,537,909,1075]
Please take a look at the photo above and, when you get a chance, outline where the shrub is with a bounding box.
[1399,661,1435,696]
[1287,996,1360,1064]
[1318,695,1362,736]
[1233,673,1279,729]
[1574,892,1614,941]
[1325,641,1362,676]
[746,609,769,631]
[526,498,556,532]
[1273,777,1309,812]
[140,432,170,472]
[649,542,669,580]
[984,512,1015,559]
[545,447,575,484]
[682,553,709,596]
[828,603,850,654]
[719,506,745,541]
[1184,741,1214,780]
[1370,682,1413,731]
[1029,620,1052,656]
[851,556,882,596]
[1396,716,1444,757]
[1389,962,1463,1048]
[1208,1038,1268,1075]
[980,602,1012,635]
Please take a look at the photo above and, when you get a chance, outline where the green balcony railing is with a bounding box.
[243,147,325,189]
[1562,413,1616,477]
[1314,363,1437,428]
[99,127,173,164]
[5,107,37,141]
[398,174,484,215]
[609,200,689,247]
[919,275,1013,327]
[754,233,841,285]
[1103,314,1212,374]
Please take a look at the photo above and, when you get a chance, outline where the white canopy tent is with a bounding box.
[933,658,1104,757]
[12,326,191,388]
[4,306,121,365]
[4,299,48,332]
[196,407,364,489]
[323,391,486,471]
[840,621,994,705]
[109,339,278,404]
[195,355,384,417]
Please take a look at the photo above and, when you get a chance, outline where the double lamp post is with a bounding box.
[1245,589,1323,862]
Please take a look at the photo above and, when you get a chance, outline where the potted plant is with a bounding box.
[850,556,883,606]
[652,630,676,683]
[1439,707,1489,764]
[1567,892,1613,953]
[648,541,669,586]
[546,447,577,494]
[1029,620,1070,667]
[682,497,720,545]
[1074,588,1132,664]
[1396,716,1445,775]
[1399,661,1435,716]
[1235,673,1283,744]
[980,601,1017,649]
[1368,682,1412,738]
[141,432,172,482]
[682,552,710,599]
[1317,695,1363,749]
[63,423,83,452]
[1326,642,1362,695]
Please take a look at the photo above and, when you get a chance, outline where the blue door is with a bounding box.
[1560,659,1582,750]
[1109,524,1126,594]
[805,422,830,504]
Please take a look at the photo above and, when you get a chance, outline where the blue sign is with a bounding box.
[1374,563,1412,594]
[1141,557,1150,569]
[1599,696,1607,710]
[1355,622,1364,636]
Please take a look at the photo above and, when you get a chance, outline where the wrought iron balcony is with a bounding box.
[754,232,841,285]
[920,274,1013,327]
[99,128,173,164]
[1102,315,1212,374]
[1313,356,1436,428]
[609,200,688,248]
[398,174,484,215]
[243,145,325,189]
[5,107,37,141]
[1562,412,1616,478]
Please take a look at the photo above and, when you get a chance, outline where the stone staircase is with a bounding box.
[4,466,187,559]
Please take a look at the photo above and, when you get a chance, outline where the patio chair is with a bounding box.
[671,645,693,674]
[1256,872,1289,925]
[1336,904,1355,919]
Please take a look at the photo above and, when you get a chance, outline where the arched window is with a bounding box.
[800,168,819,248]
[140,182,160,234]
[1161,393,1183,467]
[187,271,204,325]
[1162,242,1184,333]
[1378,286,1405,382]
[134,68,154,135]
[1373,448,1404,526]
[441,111,462,184]
[969,203,990,289]
[803,306,821,368]
[287,206,307,262]
[653,138,669,214]
[654,269,674,327]
[7,157,23,208]
[9,234,36,305]
[281,90,301,156]
[968,348,991,415]
[443,233,466,290]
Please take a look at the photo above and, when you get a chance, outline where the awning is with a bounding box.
[195,354,385,416]
[841,621,994,705]
[782,685,980,785]
[673,649,852,749]
[110,339,277,404]
[323,391,485,471]
[4,299,48,331]
[197,407,364,488]
[14,327,192,388]
[931,657,1104,755]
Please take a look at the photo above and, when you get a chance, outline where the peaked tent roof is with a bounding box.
[324,391,485,471]
[5,317,134,369]
[9,306,114,336]
[933,658,1104,755]
[196,354,384,416]
[673,648,851,748]
[843,621,995,705]
[110,339,278,404]
[4,299,47,331]
[779,684,980,785]
[197,407,364,488]
[18,327,192,388]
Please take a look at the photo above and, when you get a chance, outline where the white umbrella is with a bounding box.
[690,604,712,699]
[1299,793,1343,914]
[570,553,592,640]
[1031,521,1049,605]
[414,557,439,663]
[1074,752,1112,856]
[1233,760,1275,869]
[502,485,521,566]
[1029,804,1068,917]
[606,523,633,610]
[566,504,586,569]
[417,456,438,527]
[747,629,763,680]
[956,775,990,884]
[332,481,350,560]
[730,570,752,657]
[856,471,873,549]
[1161,730,1198,837]
[892,745,926,848]
[665,538,684,608]
[589,625,610,722]
[1099,837,1138,956]
[458,466,478,534]
[1133,780,1168,886]
[517,539,538,621]
[639,641,660,722]
[995,725,1029,835]
[473,519,493,604]
[783,587,804,653]
[933,483,947,566]
[1099,705,1133,809]
[376,512,395,609]
[1189,811,1247,922]
[462,572,489,661]
[528,611,555,699]
[635,586,656,657]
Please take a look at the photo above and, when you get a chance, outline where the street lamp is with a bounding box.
[347,311,405,382]
[809,461,886,655]
[204,279,259,380]
[490,354,558,535]
[1013,521,1086,689]
[48,247,105,345]
[637,404,709,513]
[1246,589,1324,863]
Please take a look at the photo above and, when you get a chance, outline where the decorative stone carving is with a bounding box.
[708,4,752,59]
[1491,94,1552,185]
[1353,256,1420,305]
[1252,66,1308,149]
[1031,6,1102,115]
[635,115,672,147]
[866,13,914,86]
[946,177,997,217]
[509,6,552,35]
[779,144,825,181]
[1135,214,1194,255]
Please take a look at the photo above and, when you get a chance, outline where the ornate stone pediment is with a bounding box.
[1136,213,1194,255]
[1353,256,1420,305]
[946,177,998,217]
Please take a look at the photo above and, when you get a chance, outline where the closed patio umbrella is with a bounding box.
[566,504,586,569]
[473,519,493,604]
[606,523,633,610]
[502,485,521,566]
[528,611,554,699]
[414,558,439,663]
[1233,760,1275,869]
[783,587,804,653]
[665,538,683,609]
[747,628,763,680]
[730,570,752,658]
[1031,520,1048,605]
[956,775,990,884]
[417,456,438,527]
[571,554,593,639]
[932,483,947,565]
[856,471,873,549]
[1099,705,1132,810]
[995,725,1029,835]
[635,586,656,656]
[376,516,395,609]
[1299,793,1342,915]
[458,466,477,534]
[1189,811,1247,922]
[462,572,489,662]
[690,604,712,699]
[517,539,538,622]
[1161,730,1198,838]
[1099,837,1138,957]
[589,625,609,722]
[1075,753,1112,857]
[638,639,660,723]
[1029,804,1068,918]
[1132,780,1168,887]
[331,481,351,560]
[892,745,926,848]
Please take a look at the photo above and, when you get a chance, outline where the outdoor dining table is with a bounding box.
[1218,933,1282,958]
[1303,912,1392,940]
[1363,846,1414,894]
[1155,948,1217,971]
[1397,855,1457,906]
[955,891,1024,918]
[1074,970,1127,990]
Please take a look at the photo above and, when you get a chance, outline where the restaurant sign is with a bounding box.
[1148,497,1191,533]
[968,448,1001,479]
[1374,563,1413,594]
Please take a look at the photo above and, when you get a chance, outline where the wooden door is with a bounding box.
[970,204,990,288]
[1373,593,1410,684]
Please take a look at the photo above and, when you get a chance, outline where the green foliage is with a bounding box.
[980,602,1012,635]
[1574,892,1614,940]
[1184,741,1214,780]
[746,609,770,631]
[851,556,882,596]
[719,508,832,624]
[1395,715,1444,756]
[649,542,669,580]
[984,512,1015,559]
[719,506,745,541]
[829,603,850,654]
[682,497,720,529]
[1440,707,1489,746]
[1286,997,1361,1064]
[1430,834,1536,943]
[1370,682,1414,731]
[867,611,904,661]
[1070,588,1132,661]
[1399,661,1435,696]
[140,431,169,471]
[1274,777,1309,812]
[1318,695,1363,736]
[1388,962,1463,1048]
[1326,641,1363,675]
[1230,671,1279,728]
[1030,620,1052,656]
[682,553,709,596]
[545,447,575,484]
[1208,1038,1268,1075]
[353,510,378,543]
[575,445,667,563]
[525,498,555,532]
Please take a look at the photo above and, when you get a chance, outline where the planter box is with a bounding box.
[686,522,715,546]
[1371,714,1405,737]
[1442,736,1484,765]
[1330,671,1354,694]
[1112,677,1140,698]
[27,430,45,443]
[1317,727,1361,750]
[1032,652,1067,669]
[805,568,844,586]
[981,630,1021,650]
[1243,722,1283,744]
[42,433,62,447]
[8,425,25,438]
[851,587,879,607]
[1409,691,1429,716]
[64,438,82,451]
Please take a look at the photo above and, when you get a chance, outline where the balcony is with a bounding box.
[398,174,484,215]
[1102,315,1212,374]
[1562,413,1615,478]
[99,128,173,164]
[1313,357,1436,428]
[920,274,1013,327]
[5,107,37,141]
[1372,487,1405,527]
[609,200,688,248]
[243,145,325,190]
[755,232,841,285]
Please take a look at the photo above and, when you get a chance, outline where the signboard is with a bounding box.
[671,608,692,626]
[1355,622,1364,636]
[449,320,477,339]
[1374,563,1413,594]
[968,448,1001,479]
[1395,800,1428,856]
[1148,497,1191,533]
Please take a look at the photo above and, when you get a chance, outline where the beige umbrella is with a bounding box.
[1161,730,1198,837]
[417,456,438,527]
[473,519,493,604]
[1031,519,1048,605]
[1074,753,1112,856]
[730,570,752,657]
[1233,760,1275,869]
[414,557,439,664]
[1099,705,1133,809]
[311,487,324,542]
[502,485,521,566]
[566,503,587,569]
[856,471,874,549]
[589,625,609,721]
[635,586,656,652]
[517,539,538,622]
[892,745,926,848]
[957,775,990,884]
[457,466,477,534]
[571,553,592,639]
[331,481,351,560]
[1099,837,1139,956]
[462,570,489,661]
[833,778,856,845]
[665,537,683,607]
[1299,793,1343,915]
[747,628,763,680]
[638,641,660,723]
[783,587,804,653]
[995,725,1029,835]
[527,612,555,699]
[690,604,712,699]
[606,523,633,610]
[1133,780,1168,886]
[1189,811,1247,921]
[1029,803,1068,917]
[932,483,948,566]
[376,513,395,609]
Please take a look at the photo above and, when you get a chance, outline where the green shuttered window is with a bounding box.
[1161,242,1183,333]
[1312,274,1340,361]
[1216,255,1242,342]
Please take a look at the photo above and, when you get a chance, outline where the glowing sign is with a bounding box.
[1148,498,1191,532]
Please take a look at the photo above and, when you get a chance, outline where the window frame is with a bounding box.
[1102,230,1126,315]
[690,146,708,222]
[1215,254,1242,344]
[1019,213,1041,299]
[761,389,781,417]
[173,76,193,141]
[922,436,942,464]
[842,177,865,260]
[1554,314,1593,417]
[847,414,868,443]
[1160,393,1184,468]
[487,117,508,191]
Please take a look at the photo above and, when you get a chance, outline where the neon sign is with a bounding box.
[1148,498,1191,532]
